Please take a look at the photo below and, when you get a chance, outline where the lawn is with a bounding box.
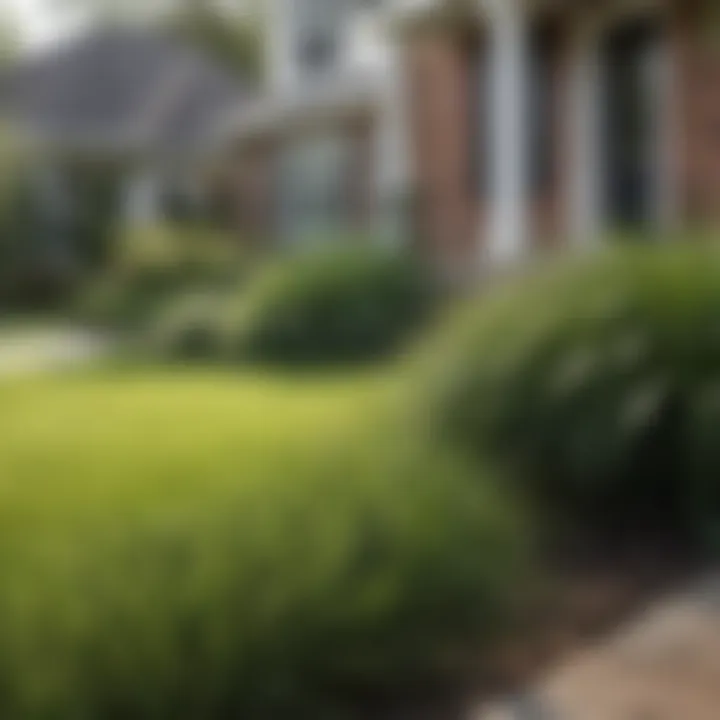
[0,369,401,560]
[0,369,397,487]
[0,370,521,717]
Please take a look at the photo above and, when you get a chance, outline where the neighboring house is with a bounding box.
[223,0,410,250]
[0,26,248,265]
[227,0,720,278]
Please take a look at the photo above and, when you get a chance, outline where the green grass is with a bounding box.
[0,370,524,718]
[0,369,396,487]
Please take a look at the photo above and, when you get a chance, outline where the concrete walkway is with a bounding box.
[0,326,111,376]
[477,574,720,720]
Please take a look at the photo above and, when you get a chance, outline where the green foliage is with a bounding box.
[0,131,30,288]
[146,290,224,362]
[169,1,266,82]
[420,242,720,541]
[0,372,525,717]
[77,223,245,330]
[225,247,435,366]
[63,162,123,271]
[0,6,20,67]
[0,132,74,309]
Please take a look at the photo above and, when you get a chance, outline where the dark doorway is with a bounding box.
[601,18,662,230]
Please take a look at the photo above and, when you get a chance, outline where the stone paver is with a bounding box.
[475,574,720,720]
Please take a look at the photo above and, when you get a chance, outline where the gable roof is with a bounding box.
[0,26,250,157]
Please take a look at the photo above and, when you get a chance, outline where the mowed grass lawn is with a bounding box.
[0,371,398,552]
[0,369,397,493]
[0,370,522,717]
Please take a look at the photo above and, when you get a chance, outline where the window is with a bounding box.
[295,0,348,77]
[469,25,556,198]
[528,26,556,194]
[298,31,338,73]
[294,0,383,77]
[277,132,354,246]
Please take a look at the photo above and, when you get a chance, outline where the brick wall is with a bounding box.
[673,0,720,225]
[404,27,481,278]
[403,20,573,276]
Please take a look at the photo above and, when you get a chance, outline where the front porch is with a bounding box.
[402,0,696,277]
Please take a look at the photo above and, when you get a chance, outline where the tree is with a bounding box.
[0,128,45,305]
[0,6,20,67]
[169,1,265,81]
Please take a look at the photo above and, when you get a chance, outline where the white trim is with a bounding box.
[267,0,297,91]
[482,0,530,266]
[373,41,412,246]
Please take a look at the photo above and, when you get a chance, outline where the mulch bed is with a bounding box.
[365,539,698,720]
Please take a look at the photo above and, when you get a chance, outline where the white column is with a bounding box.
[125,170,159,227]
[374,41,412,247]
[483,0,530,266]
[267,0,297,92]
[567,18,604,246]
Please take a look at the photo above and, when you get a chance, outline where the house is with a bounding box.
[222,0,410,251]
[0,26,248,265]
[227,0,720,278]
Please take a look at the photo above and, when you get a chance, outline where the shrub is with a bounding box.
[0,373,526,717]
[0,130,76,309]
[113,224,244,283]
[225,247,435,366]
[144,290,224,361]
[64,162,123,271]
[76,223,245,330]
[419,243,720,542]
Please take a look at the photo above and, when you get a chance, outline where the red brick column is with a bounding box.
[403,27,481,279]
[673,0,720,226]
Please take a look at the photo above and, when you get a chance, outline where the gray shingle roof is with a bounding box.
[0,26,249,156]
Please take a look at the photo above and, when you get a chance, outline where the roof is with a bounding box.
[0,26,250,157]
[225,70,383,144]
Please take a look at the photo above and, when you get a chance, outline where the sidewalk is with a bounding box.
[477,575,720,720]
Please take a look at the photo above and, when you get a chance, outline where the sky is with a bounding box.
[1,0,254,52]
[0,0,62,46]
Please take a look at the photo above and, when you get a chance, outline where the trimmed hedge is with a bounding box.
[225,247,435,366]
[145,290,224,362]
[76,224,245,330]
[420,244,720,542]
[0,373,526,718]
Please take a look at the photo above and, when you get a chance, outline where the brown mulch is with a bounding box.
[366,542,697,720]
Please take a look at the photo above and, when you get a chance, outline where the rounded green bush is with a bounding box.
[0,374,526,718]
[76,224,245,330]
[225,247,435,366]
[145,290,224,362]
[420,243,720,541]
